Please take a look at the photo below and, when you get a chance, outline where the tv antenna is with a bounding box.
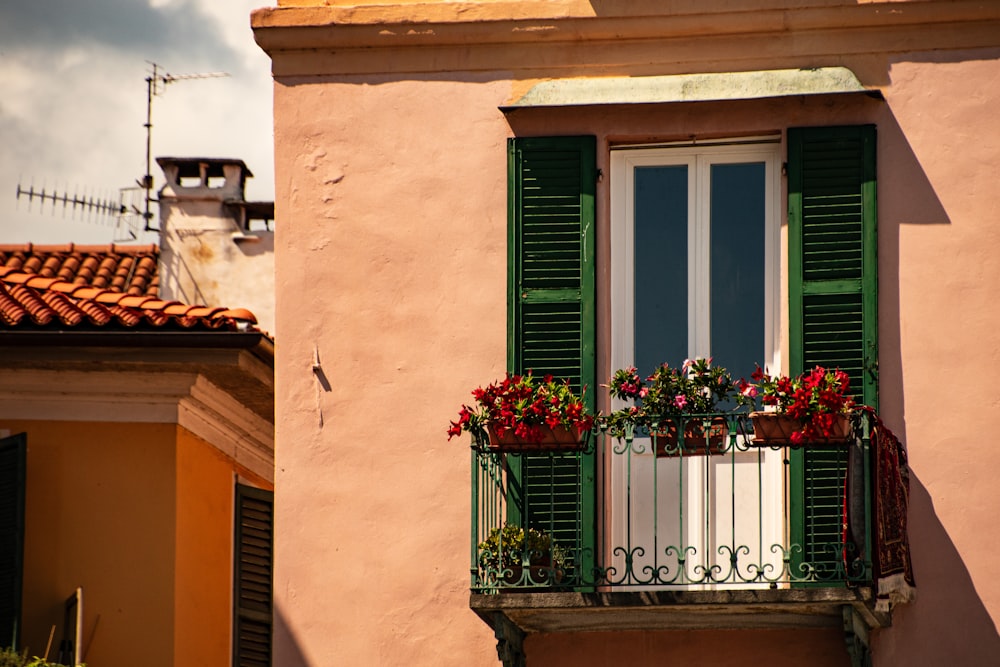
[14,177,142,241]
[138,61,229,231]
[15,182,124,218]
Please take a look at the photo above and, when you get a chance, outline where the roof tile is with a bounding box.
[0,268,258,333]
[0,243,159,296]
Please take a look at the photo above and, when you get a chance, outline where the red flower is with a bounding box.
[449,371,593,444]
[749,365,855,444]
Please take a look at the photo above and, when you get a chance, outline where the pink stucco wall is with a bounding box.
[270,75,510,665]
[257,4,1000,664]
[871,53,1000,665]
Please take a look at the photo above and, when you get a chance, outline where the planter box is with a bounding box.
[486,424,588,453]
[653,417,729,457]
[749,411,852,446]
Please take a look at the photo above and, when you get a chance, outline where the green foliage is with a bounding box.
[477,524,564,572]
[0,647,81,667]
[603,358,751,437]
[0,647,27,667]
[26,658,83,667]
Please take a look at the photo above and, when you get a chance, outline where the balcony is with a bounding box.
[470,412,907,657]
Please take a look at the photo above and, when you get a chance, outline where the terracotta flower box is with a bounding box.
[486,423,588,453]
[749,411,852,446]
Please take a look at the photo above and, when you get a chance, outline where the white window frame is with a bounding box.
[608,139,784,589]
[610,140,781,372]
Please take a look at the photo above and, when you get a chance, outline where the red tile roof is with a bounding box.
[0,243,159,296]
[0,265,257,332]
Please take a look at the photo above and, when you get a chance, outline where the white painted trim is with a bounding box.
[0,370,193,422]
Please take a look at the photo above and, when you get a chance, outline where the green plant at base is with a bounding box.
[0,647,81,667]
[478,524,565,573]
[0,648,27,667]
[26,659,82,667]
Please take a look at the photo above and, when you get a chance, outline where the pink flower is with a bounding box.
[741,385,758,398]
[639,387,649,398]
[673,394,687,409]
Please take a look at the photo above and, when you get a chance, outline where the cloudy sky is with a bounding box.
[0,0,274,245]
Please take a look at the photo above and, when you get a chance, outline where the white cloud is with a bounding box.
[0,0,274,245]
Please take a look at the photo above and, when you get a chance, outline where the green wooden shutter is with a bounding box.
[0,433,26,650]
[234,484,273,667]
[788,125,877,582]
[507,136,596,579]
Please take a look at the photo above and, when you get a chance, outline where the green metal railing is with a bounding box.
[471,412,873,592]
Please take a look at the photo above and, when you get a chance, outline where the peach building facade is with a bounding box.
[252,2,1000,665]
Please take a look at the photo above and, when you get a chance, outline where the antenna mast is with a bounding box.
[141,62,229,231]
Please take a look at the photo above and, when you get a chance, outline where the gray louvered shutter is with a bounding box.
[787,125,877,581]
[507,136,596,576]
[234,484,273,666]
[0,433,26,650]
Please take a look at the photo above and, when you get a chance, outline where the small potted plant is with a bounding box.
[605,358,747,456]
[448,372,595,452]
[477,524,565,588]
[744,365,855,446]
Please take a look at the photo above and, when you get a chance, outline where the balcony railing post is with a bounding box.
[471,443,480,588]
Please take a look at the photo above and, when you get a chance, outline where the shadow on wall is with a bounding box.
[233,231,275,258]
[873,473,1000,664]
[161,235,210,307]
[273,603,312,667]
[868,90,1000,662]
[873,99,949,441]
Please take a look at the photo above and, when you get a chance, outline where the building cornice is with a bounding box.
[0,369,274,483]
[181,376,274,483]
[253,0,1000,78]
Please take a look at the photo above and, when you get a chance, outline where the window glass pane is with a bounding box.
[710,162,765,382]
[635,165,687,378]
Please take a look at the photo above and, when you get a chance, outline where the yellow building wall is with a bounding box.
[173,425,274,667]
[173,428,233,667]
[1,418,274,667]
[2,420,176,667]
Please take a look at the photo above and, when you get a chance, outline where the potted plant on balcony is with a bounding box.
[744,365,855,446]
[448,372,595,452]
[477,524,565,588]
[605,358,747,456]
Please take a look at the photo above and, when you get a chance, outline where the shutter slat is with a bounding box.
[509,136,596,580]
[789,125,877,584]
[235,484,273,665]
